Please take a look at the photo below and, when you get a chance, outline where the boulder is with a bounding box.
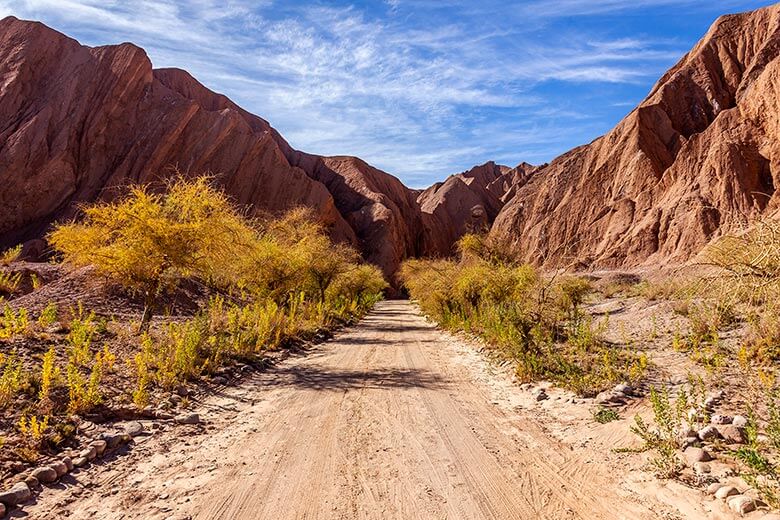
[30,466,57,484]
[727,495,756,514]
[714,486,739,499]
[716,425,747,444]
[684,447,712,465]
[0,482,32,506]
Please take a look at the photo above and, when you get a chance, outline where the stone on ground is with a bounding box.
[31,466,58,484]
[124,421,145,437]
[684,447,712,464]
[697,425,721,442]
[175,413,200,425]
[727,495,756,514]
[732,415,748,428]
[0,482,32,506]
[714,485,739,499]
[50,460,68,477]
[716,425,747,444]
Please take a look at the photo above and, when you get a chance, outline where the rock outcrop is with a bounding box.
[491,4,780,268]
[417,162,535,257]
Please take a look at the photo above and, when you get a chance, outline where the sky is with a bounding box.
[0,1,774,187]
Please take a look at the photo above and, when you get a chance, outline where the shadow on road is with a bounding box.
[257,365,444,392]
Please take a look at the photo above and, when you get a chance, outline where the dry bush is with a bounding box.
[400,234,646,396]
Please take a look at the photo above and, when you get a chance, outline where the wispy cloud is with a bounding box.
[0,0,770,185]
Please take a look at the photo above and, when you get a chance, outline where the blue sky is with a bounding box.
[0,1,774,187]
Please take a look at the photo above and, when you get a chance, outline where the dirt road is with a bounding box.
[27,301,669,519]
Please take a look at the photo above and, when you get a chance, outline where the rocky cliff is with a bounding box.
[491,4,780,268]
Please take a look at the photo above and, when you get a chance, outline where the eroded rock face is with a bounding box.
[491,4,780,268]
[417,162,536,257]
[0,16,526,280]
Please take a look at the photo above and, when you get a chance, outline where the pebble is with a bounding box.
[24,475,39,489]
[124,421,145,438]
[682,436,700,449]
[0,482,32,506]
[727,495,756,514]
[175,413,200,425]
[697,425,721,442]
[72,456,88,468]
[706,483,723,495]
[51,460,68,478]
[711,414,732,425]
[62,456,74,472]
[90,440,107,456]
[595,391,624,405]
[533,389,549,401]
[732,415,748,428]
[692,462,711,475]
[177,387,190,397]
[714,485,739,499]
[31,466,58,484]
[716,425,747,444]
[212,376,227,385]
[80,446,97,460]
[684,447,712,464]
[0,503,5,517]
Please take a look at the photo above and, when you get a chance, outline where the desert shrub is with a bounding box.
[0,352,23,408]
[67,346,114,414]
[38,347,59,405]
[0,245,22,266]
[400,234,647,396]
[49,177,257,331]
[0,271,21,296]
[66,305,98,366]
[0,304,29,339]
[18,414,49,451]
[37,302,58,329]
[630,387,685,478]
[594,408,620,424]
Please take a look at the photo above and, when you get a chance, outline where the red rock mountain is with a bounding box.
[491,3,780,268]
[0,16,520,279]
[417,162,537,257]
[4,3,780,277]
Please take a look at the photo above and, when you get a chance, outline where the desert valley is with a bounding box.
[2,2,780,519]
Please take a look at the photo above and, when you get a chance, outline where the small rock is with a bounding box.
[684,447,713,464]
[80,446,97,461]
[697,425,722,442]
[0,502,5,517]
[0,482,32,506]
[90,440,107,456]
[104,433,123,449]
[50,460,68,478]
[169,395,182,405]
[711,414,732,425]
[732,415,748,428]
[716,425,747,444]
[714,485,739,499]
[155,411,174,420]
[589,301,625,315]
[175,413,200,425]
[613,383,633,396]
[123,421,144,437]
[176,387,190,397]
[24,475,39,489]
[533,389,549,401]
[682,437,700,449]
[212,376,227,385]
[596,391,624,405]
[706,483,723,495]
[61,456,73,472]
[31,466,58,484]
[727,495,756,514]
[72,456,88,468]
[693,462,711,475]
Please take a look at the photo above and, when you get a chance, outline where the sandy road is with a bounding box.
[26,300,663,520]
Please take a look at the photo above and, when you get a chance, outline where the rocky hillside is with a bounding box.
[0,16,520,280]
[491,3,780,268]
[4,3,780,278]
